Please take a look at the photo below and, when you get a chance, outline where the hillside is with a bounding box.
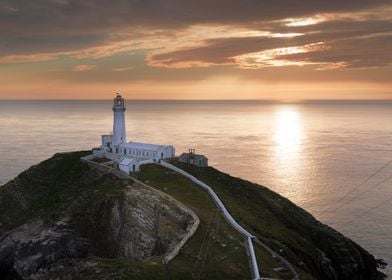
[0,151,386,280]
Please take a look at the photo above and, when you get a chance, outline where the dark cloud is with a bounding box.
[148,18,392,68]
[0,34,108,56]
[0,0,391,70]
[149,37,285,65]
[0,1,390,35]
[1,0,389,34]
[277,35,392,68]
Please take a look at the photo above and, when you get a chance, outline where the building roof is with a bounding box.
[119,157,136,166]
[179,153,207,159]
[119,156,155,165]
[121,141,172,151]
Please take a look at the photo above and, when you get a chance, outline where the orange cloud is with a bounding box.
[72,64,97,72]
[0,54,57,64]
[235,42,328,68]
[112,66,134,72]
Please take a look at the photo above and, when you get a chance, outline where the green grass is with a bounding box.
[91,157,113,163]
[0,153,258,279]
[0,152,380,280]
[134,164,298,279]
[165,162,381,280]
[134,165,252,279]
[0,151,128,232]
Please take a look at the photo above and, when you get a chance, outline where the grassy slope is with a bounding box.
[165,162,380,280]
[0,152,379,279]
[0,152,294,279]
[134,164,300,280]
[0,151,126,232]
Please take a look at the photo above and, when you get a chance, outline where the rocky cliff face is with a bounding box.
[0,219,90,279]
[0,152,198,279]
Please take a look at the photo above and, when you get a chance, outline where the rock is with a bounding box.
[0,152,198,279]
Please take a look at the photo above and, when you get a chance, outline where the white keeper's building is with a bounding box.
[100,94,175,173]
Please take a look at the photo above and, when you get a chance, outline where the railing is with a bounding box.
[159,160,261,280]
[253,238,299,280]
[82,155,298,280]
[127,174,200,264]
[80,155,200,264]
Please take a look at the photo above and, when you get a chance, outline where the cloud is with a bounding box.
[278,35,392,69]
[1,0,389,34]
[72,64,96,72]
[0,0,391,71]
[0,53,57,64]
[112,66,134,72]
[146,16,392,69]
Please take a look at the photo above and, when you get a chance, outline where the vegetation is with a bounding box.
[0,151,126,232]
[162,161,383,280]
[134,164,293,279]
[1,152,284,279]
[0,152,383,279]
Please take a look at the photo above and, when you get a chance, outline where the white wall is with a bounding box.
[119,163,130,174]
[112,109,126,147]
[101,135,112,150]
[118,145,175,161]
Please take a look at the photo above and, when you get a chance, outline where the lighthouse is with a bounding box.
[99,93,175,172]
[112,93,126,150]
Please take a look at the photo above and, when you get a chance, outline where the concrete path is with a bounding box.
[160,161,300,280]
[160,161,261,280]
[82,154,298,280]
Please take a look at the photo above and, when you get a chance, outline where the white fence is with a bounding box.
[82,155,298,280]
[159,161,261,280]
[80,156,200,265]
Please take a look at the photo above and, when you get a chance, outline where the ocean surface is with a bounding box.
[1,100,391,276]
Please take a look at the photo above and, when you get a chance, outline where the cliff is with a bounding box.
[0,151,386,280]
[0,151,199,280]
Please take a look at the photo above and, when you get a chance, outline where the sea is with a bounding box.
[0,100,391,277]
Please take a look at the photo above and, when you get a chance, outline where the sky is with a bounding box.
[0,0,391,100]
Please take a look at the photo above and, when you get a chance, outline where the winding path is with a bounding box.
[82,154,298,279]
[80,155,200,265]
[160,160,299,280]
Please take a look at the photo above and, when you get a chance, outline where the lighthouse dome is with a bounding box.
[113,93,125,110]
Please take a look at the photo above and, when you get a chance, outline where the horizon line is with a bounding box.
[1,98,392,102]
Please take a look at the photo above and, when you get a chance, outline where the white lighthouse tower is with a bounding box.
[112,93,126,150]
[99,93,175,172]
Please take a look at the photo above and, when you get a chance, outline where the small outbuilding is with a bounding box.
[179,149,208,167]
[119,157,154,173]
